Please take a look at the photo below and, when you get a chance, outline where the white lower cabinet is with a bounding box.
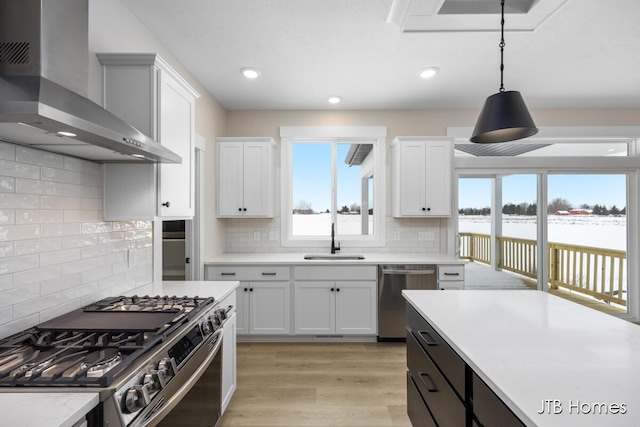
[236,281,291,334]
[437,264,465,290]
[295,281,377,335]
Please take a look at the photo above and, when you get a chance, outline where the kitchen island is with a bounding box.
[0,280,238,427]
[403,290,640,427]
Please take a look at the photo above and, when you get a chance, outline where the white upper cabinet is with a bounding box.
[98,53,199,220]
[216,137,275,218]
[391,137,453,217]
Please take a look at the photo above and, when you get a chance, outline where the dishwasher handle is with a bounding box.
[381,268,435,276]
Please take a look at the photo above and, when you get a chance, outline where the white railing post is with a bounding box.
[491,177,502,271]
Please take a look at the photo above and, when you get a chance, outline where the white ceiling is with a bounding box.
[120,0,640,111]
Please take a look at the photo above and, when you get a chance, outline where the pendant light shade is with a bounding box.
[470,90,538,143]
[471,0,538,144]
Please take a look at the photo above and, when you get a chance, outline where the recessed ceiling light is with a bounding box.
[418,67,439,79]
[240,67,260,79]
[56,131,77,137]
[328,96,342,104]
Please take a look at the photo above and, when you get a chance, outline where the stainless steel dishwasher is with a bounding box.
[377,264,437,341]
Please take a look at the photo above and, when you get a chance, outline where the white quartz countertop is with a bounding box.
[0,392,99,427]
[0,281,239,427]
[403,290,640,427]
[205,252,464,265]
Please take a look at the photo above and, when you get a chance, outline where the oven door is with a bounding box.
[137,330,223,427]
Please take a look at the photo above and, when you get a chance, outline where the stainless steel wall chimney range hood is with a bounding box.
[0,0,180,163]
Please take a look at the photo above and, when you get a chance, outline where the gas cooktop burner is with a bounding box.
[0,294,216,387]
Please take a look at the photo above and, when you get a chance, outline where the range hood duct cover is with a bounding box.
[0,0,180,163]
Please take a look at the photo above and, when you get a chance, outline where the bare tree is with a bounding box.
[548,197,572,214]
[294,200,314,214]
[349,203,361,213]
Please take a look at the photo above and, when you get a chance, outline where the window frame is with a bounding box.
[280,126,387,248]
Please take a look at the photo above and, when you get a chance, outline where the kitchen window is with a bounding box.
[280,126,386,247]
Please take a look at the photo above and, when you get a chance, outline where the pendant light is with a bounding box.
[470,0,538,143]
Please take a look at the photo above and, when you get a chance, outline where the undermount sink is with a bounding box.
[303,254,366,260]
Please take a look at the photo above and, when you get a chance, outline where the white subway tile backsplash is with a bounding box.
[41,167,82,184]
[0,242,14,258]
[16,209,64,224]
[0,143,153,339]
[0,159,40,179]
[14,237,64,256]
[40,273,83,295]
[63,156,102,175]
[0,224,41,241]
[16,178,66,196]
[61,258,98,276]
[0,194,40,209]
[64,209,100,223]
[16,147,64,169]
[12,265,62,286]
[41,223,82,238]
[0,176,15,193]
[62,234,98,249]
[41,195,82,210]
[40,248,82,266]
[0,210,16,224]
[82,222,113,234]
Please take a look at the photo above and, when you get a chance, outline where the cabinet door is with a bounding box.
[243,142,271,217]
[249,281,291,334]
[221,312,237,414]
[424,141,451,216]
[294,282,335,334]
[335,281,377,335]
[217,142,245,217]
[399,142,427,216]
[159,73,194,217]
[235,284,250,335]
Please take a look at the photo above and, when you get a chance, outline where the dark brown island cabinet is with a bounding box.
[406,304,525,427]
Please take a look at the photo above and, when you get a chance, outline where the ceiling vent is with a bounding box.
[387,0,571,32]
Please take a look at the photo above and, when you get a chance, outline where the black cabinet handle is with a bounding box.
[330,288,335,292]
[243,287,248,292]
[262,272,277,276]
[162,201,170,207]
[419,331,438,346]
[238,208,242,212]
[427,207,431,211]
[422,207,426,211]
[419,372,438,392]
[221,272,236,276]
[249,288,254,292]
[336,288,340,292]
[243,208,247,211]
[444,272,460,276]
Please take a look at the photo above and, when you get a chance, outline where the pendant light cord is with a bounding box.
[499,0,505,92]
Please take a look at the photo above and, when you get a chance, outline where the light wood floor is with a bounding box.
[218,342,411,427]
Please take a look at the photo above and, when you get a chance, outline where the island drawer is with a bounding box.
[438,265,464,281]
[408,331,466,427]
[407,304,466,398]
[472,372,525,427]
[407,372,438,427]
[206,265,291,281]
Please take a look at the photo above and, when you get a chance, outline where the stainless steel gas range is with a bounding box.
[0,294,232,426]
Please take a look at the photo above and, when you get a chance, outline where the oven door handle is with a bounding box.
[139,331,223,426]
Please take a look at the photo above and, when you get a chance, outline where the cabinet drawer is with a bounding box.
[294,266,376,281]
[407,372,437,427]
[206,266,290,281]
[407,304,466,398]
[438,265,464,281]
[473,373,525,427]
[438,281,464,290]
[408,332,466,427]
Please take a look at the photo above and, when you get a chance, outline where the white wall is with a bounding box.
[0,143,152,338]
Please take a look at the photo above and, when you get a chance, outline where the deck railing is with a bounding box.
[458,232,627,306]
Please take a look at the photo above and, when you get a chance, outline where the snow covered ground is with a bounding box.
[459,215,626,251]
